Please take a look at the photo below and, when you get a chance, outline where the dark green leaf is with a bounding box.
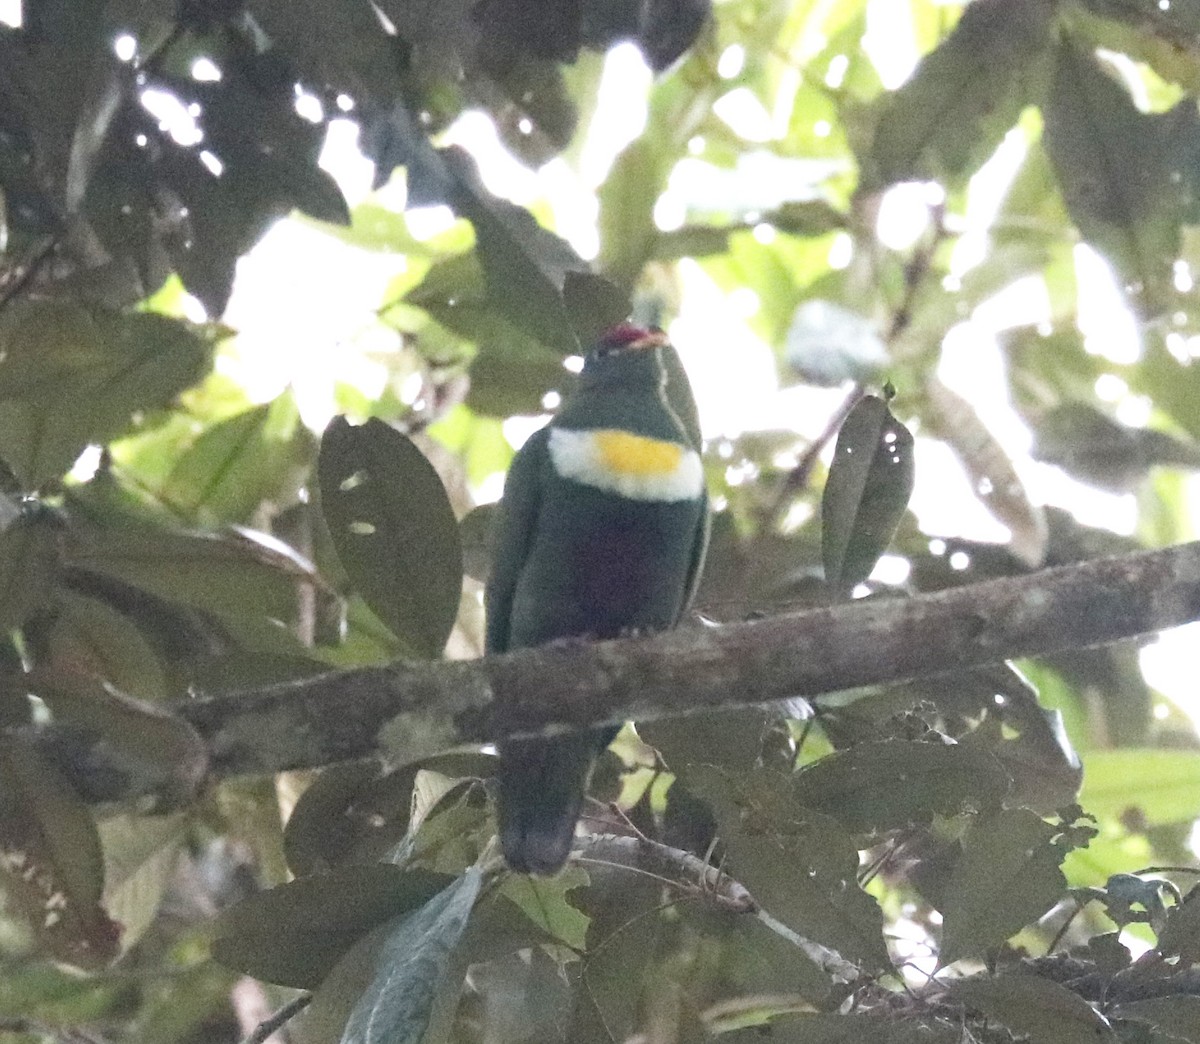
[683,764,892,970]
[459,503,497,584]
[1042,40,1194,315]
[211,864,455,988]
[0,735,120,970]
[562,270,631,345]
[0,501,61,631]
[318,417,463,657]
[821,394,915,592]
[442,147,586,352]
[283,751,498,875]
[1116,996,1200,1043]
[340,864,482,1044]
[869,0,1053,187]
[63,518,327,655]
[1156,886,1200,963]
[793,740,1010,834]
[939,809,1069,965]
[952,974,1118,1044]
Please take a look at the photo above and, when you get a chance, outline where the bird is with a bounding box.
[485,322,709,875]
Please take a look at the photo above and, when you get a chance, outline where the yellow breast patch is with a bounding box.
[593,430,685,476]
[548,427,704,502]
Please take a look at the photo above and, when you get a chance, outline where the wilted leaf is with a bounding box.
[211,863,454,988]
[318,417,463,657]
[869,0,1053,187]
[340,864,482,1044]
[793,740,1010,835]
[939,809,1069,965]
[822,394,915,593]
[0,735,121,969]
[952,973,1117,1044]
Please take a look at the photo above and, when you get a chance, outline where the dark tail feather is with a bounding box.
[497,729,616,875]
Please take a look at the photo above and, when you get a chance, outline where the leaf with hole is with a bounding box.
[0,736,121,970]
[821,394,915,593]
[318,417,463,657]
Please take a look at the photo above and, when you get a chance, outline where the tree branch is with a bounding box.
[168,540,1200,781]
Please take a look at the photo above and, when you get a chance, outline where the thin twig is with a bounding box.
[238,993,312,1044]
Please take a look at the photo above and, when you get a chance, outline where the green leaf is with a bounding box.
[1155,886,1200,963]
[283,751,498,875]
[0,500,62,632]
[952,973,1118,1044]
[443,147,586,352]
[99,812,187,954]
[1079,749,1200,825]
[793,740,1010,835]
[160,396,313,523]
[37,591,169,703]
[821,394,915,592]
[32,669,208,807]
[939,809,1069,965]
[597,137,670,290]
[318,417,463,657]
[0,735,121,970]
[0,303,210,488]
[869,0,1054,187]
[63,516,327,656]
[211,864,455,989]
[1042,40,1194,315]
[562,270,631,345]
[340,864,483,1044]
[498,866,590,951]
[1116,996,1200,1043]
[707,1012,957,1042]
[683,765,892,971]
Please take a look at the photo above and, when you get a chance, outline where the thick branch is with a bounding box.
[171,540,1200,780]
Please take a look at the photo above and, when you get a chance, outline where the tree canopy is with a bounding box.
[5,0,1200,1042]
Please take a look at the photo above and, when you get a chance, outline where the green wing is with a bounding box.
[485,427,549,654]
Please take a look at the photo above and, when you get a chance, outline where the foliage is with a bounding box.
[2,0,1200,1042]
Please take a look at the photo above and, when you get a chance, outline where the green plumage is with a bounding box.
[486,328,708,875]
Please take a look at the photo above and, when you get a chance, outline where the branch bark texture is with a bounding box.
[172,540,1200,780]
